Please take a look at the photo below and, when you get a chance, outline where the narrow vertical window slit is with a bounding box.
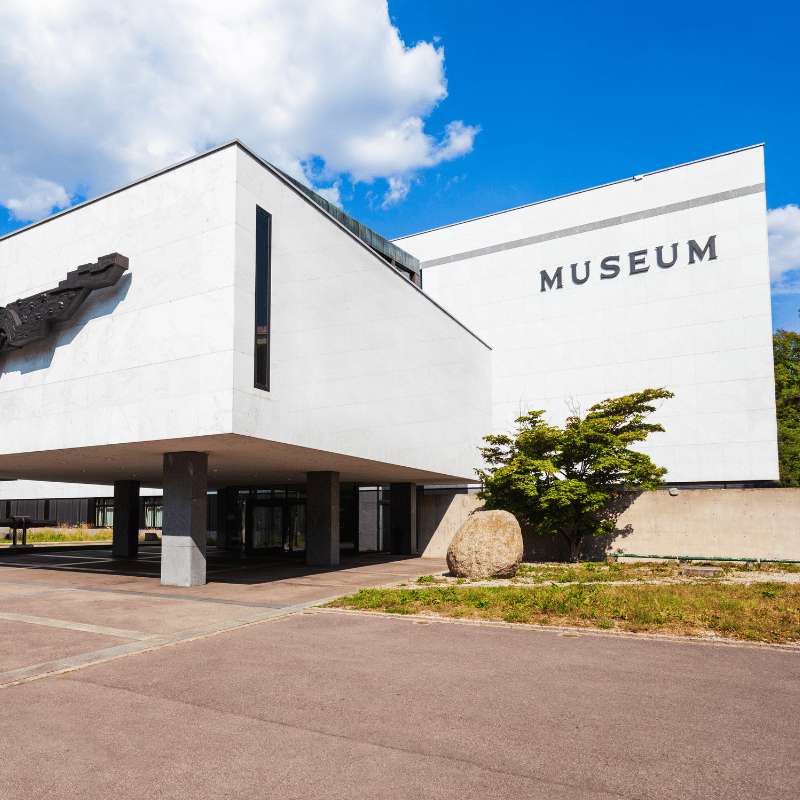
[254,206,271,391]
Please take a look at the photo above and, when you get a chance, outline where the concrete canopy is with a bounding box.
[0,434,479,490]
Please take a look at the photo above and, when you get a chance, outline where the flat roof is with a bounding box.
[0,140,419,275]
[0,140,488,348]
[394,144,765,241]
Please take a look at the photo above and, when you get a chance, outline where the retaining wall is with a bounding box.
[418,488,800,562]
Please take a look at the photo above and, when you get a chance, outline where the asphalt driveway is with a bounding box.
[1,547,798,799]
[2,608,799,799]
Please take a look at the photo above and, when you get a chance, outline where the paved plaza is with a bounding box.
[0,546,445,683]
[1,546,798,799]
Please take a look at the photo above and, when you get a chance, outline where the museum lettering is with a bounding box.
[539,235,717,292]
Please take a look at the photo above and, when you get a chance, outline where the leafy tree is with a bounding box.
[774,327,800,487]
[476,389,674,562]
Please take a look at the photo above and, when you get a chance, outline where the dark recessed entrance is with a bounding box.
[245,499,306,556]
[219,484,359,557]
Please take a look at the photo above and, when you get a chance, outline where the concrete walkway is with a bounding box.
[0,546,446,684]
[1,547,798,798]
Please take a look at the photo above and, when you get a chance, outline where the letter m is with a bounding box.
[688,235,717,264]
[540,266,563,292]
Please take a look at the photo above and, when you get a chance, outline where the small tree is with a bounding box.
[774,327,800,487]
[476,389,673,562]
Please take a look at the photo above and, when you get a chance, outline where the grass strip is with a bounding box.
[327,583,800,644]
[514,561,800,584]
[2,529,113,543]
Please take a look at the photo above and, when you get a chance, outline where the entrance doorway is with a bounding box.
[245,499,306,556]
[219,483,358,556]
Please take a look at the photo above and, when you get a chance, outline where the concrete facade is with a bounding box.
[0,141,492,584]
[397,145,778,485]
[0,142,492,490]
[600,487,800,561]
[230,147,492,482]
[0,141,785,573]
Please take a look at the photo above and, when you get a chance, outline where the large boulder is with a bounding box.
[446,510,523,579]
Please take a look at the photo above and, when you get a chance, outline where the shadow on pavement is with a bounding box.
[0,545,430,586]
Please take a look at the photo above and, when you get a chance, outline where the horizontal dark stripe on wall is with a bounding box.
[419,183,766,269]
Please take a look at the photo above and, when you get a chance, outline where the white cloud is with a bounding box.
[0,0,478,222]
[768,204,800,293]
[315,182,342,209]
[5,178,71,222]
[382,176,413,208]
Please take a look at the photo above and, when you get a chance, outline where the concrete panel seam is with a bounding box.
[419,183,766,268]
[0,595,342,689]
[0,587,76,599]
[0,611,159,640]
[0,576,284,608]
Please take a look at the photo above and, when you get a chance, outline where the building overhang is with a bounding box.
[0,434,476,489]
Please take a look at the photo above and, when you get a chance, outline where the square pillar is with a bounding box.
[161,452,208,587]
[307,471,339,567]
[112,480,140,558]
[390,482,417,556]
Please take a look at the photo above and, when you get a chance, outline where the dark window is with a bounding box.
[339,482,358,551]
[254,206,272,391]
[378,486,391,551]
[221,485,307,554]
[206,493,217,533]
[95,498,114,528]
[143,497,162,529]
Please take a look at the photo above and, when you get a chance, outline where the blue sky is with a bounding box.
[378,0,800,333]
[1,0,798,330]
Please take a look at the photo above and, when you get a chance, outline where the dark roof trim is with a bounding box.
[269,165,419,275]
[0,139,419,275]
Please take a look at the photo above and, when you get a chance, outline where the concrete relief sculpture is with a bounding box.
[0,253,128,354]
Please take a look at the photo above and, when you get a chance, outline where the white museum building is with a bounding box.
[0,141,778,583]
[397,143,777,486]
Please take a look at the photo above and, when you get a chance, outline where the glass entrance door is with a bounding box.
[288,503,306,552]
[246,500,305,555]
[251,503,283,550]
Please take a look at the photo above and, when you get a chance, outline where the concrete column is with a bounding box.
[112,480,140,558]
[161,452,207,587]
[390,482,417,556]
[306,471,339,567]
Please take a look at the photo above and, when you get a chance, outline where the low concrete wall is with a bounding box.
[418,488,800,562]
[602,488,800,561]
[418,493,482,557]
